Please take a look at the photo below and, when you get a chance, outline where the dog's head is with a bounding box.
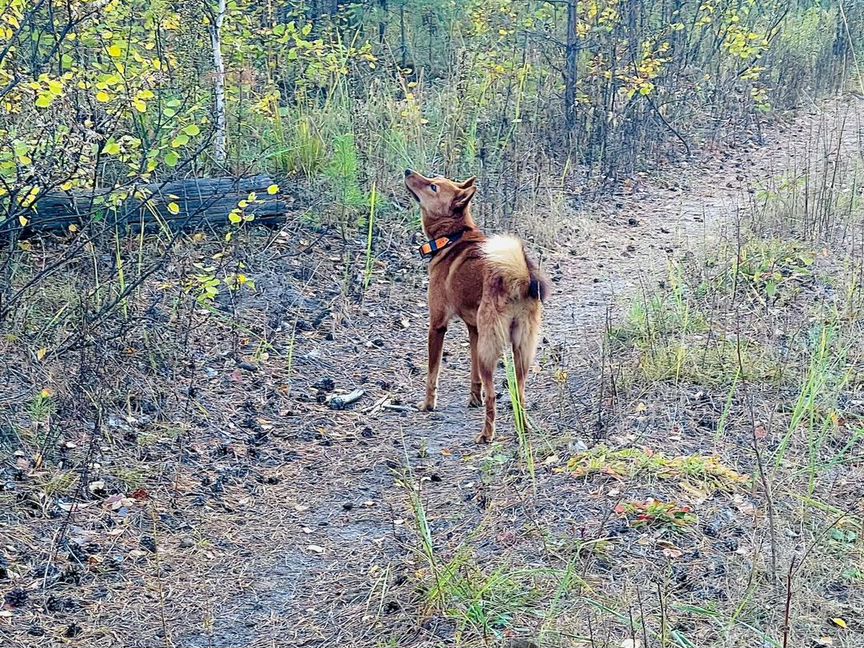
[404,169,477,236]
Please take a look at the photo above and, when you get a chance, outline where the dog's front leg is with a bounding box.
[419,323,447,411]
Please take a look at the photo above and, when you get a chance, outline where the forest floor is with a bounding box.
[2,95,864,648]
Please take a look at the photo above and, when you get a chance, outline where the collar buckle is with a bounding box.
[418,229,465,260]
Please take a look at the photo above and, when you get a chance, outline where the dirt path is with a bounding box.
[8,97,861,648]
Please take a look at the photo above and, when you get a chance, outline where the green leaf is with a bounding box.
[35,94,54,108]
[171,134,190,148]
[182,124,201,136]
[164,151,179,167]
[104,141,121,155]
[167,202,180,215]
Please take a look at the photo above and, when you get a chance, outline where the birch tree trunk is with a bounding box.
[565,0,578,132]
[208,0,228,167]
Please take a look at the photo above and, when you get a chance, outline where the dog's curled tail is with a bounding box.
[482,235,550,303]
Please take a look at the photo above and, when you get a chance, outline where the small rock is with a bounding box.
[704,509,735,538]
[569,439,588,453]
[180,537,194,549]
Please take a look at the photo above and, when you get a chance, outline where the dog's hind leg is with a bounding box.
[476,360,497,443]
[467,324,482,407]
[475,304,509,443]
[510,308,541,411]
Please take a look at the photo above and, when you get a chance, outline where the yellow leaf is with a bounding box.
[68,224,79,233]
[266,184,279,195]
[108,44,122,58]
[96,91,111,102]
[831,618,847,629]
[167,202,180,215]
[238,200,249,208]
[36,348,48,361]
[133,99,147,112]
[18,215,28,227]
[228,212,242,224]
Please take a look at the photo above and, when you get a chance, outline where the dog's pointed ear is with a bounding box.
[453,184,477,210]
[458,176,477,189]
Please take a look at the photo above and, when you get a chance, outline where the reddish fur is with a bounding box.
[405,170,550,443]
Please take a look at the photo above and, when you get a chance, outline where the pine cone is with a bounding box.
[4,588,28,608]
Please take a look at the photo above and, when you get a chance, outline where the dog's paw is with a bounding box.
[417,400,436,412]
[467,394,483,408]
[475,429,494,444]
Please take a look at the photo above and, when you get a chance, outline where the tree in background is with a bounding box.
[0,0,860,239]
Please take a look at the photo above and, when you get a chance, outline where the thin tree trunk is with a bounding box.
[378,0,387,45]
[208,0,228,168]
[400,2,407,69]
[565,0,578,132]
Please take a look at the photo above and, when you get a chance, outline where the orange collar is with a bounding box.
[418,229,466,259]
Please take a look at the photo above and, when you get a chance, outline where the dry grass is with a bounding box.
[1,98,864,648]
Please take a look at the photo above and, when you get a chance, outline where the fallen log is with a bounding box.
[0,175,295,237]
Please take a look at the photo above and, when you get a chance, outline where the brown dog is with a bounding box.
[405,169,549,443]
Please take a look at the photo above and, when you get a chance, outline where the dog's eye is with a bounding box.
[429,184,438,193]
